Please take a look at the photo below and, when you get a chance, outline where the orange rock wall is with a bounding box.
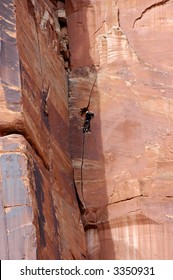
[1,0,173,260]
[0,0,86,260]
[67,0,173,259]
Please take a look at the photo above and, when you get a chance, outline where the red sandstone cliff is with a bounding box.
[0,0,86,260]
[67,0,173,259]
[1,0,173,260]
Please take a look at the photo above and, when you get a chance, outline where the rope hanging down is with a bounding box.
[80,75,97,116]
[80,75,97,209]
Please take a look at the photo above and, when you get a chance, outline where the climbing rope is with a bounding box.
[80,75,97,116]
[86,75,97,109]
[80,75,97,209]
[80,132,86,209]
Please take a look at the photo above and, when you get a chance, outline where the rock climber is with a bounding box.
[83,110,94,133]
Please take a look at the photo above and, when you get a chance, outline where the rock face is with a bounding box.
[0,0,86,259]
[67,0,173,259]
[1,0,173,260]
[0,135,36,259]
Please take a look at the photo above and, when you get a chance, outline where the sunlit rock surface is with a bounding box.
[0,135,36,260]
[67,0,173,259]
[1,0,173,260]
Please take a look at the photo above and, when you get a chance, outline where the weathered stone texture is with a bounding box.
[0,0,23,134]
[15,0,86,259]
[1,0,173,260]
[67,0,173,259]
[0,0,86,260]
[0,135,36,260]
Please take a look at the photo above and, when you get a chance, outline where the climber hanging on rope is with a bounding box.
[80,107,94,133]
[83,110,94,133]
[80,75,97,133]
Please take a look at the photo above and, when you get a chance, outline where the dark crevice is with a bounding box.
[81,252,87,259]
[108,194,144,206]
[24,133,50,170]
[0,124,23,137]
[33,161,46,247]
[93,21,106,36]
[80,133,86,209]
[69,250,76,260]
[117,6,120,28]
[26,0,37,25]
[84,223,98,231]
[82,208,98,230]
[132,0,170,28]
[59,18,67,28]
[59,16,70,70]
[49,190,61,259]
[41,88,50,130]
[73,178,85,214]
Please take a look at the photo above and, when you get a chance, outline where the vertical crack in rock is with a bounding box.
[117,4,121,28]
[92,1,109,36]
[132,0,170,28]
[73,178,85,214]
[1,0,87,260]
[66,0,173,260]
[58,9,70,71]
[33,161,46,247]
[41,87,50,130]
[116,3,154,69]
[80,133,85,208]
[79,76,97,210]
[116,5,141,64]
[48,189,61,259]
